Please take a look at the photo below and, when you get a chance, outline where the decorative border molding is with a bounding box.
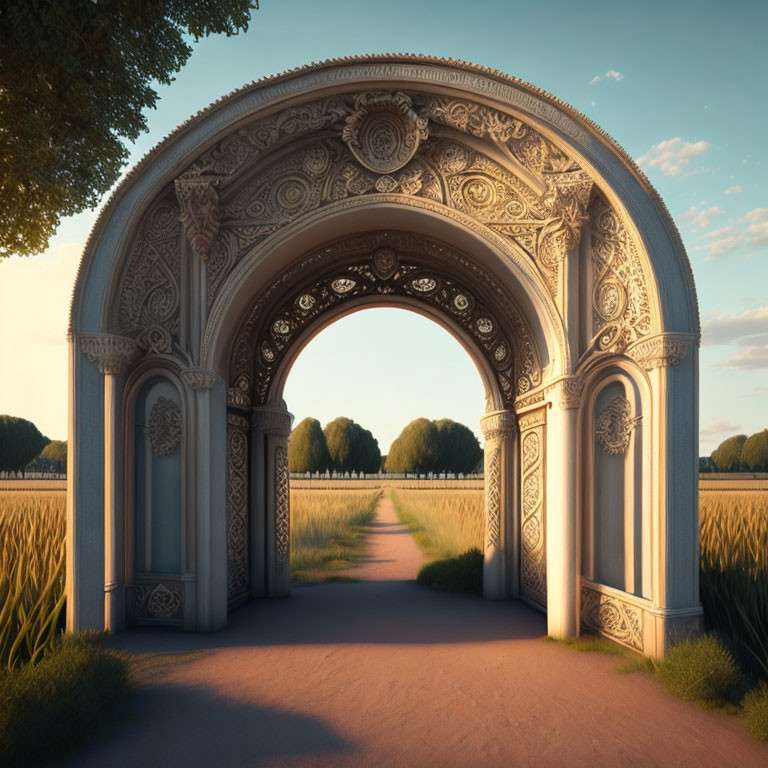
[519,408,546,607]
[181,367,220,390]
[227,414,249,601]
[625,333,693,370]
[275,445,290,574]
[485,443,501,551]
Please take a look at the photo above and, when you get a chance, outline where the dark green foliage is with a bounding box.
[711,434,747,472]
[1,1,255,257]
[323,417,381,473]
[288,418,330,473]
[0,633,130,767]
[0,416,48,476]
[741,682,768,741]
[417,548,483,594]
[386,418,440,473]
[434,419,482,473]
[699,456,716,473]
[741,430,768,472]
[39,440,67,473]
[656,634,743,707]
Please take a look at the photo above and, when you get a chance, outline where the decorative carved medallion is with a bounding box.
[227,413,249,602]
[342,92,428,174]
[174,173,222,260]
[519,410,546,607]
[275,445,290,574]
[581,585,643,651]
[147,397,182,456]
[80,334,138,375]
[135,581,183,622]
[595,395,637,455]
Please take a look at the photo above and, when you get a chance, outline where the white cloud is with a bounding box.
[682,205,724,229]
[701,306,768,346]
[636,137,712,177]
[724,185,742,195]
[744,208,768,223]
[589,69,624,85]
[723,345,768,370]
[747,220,768,247]
[700,419,741,440]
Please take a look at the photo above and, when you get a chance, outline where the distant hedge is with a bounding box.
[708,430,768,472]
[387,418,481,474]
[0,416,48,477]
[288,418,330,473]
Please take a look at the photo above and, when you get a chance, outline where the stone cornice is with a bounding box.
[625,333,693,370]
[252,404,294,437]
[181,367,220,390]
[80,334,138,375]
[480,409,516,440]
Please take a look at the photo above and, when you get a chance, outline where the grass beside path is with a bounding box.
[290,489,381,582]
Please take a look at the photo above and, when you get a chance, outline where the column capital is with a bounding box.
[80,333,138,375]
[479,409,516,441]
[545,375,584,410]
[181,367,221,390]
[252,402,293,437]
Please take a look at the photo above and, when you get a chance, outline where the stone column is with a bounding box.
[252,403,293,597]
[545,377,581,638]
[479,409,517,600]
[80,334,138,632]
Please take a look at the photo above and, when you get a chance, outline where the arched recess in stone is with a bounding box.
[68,56,701,657]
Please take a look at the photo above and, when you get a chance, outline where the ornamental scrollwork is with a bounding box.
[181,368,219,390]
[480,410,516,441]
[135,581,184,622]
[595,395,638,455]
[275,445,290,574]
[147,397,182,456]
[519,410,546,607]
[227,413,249,601]
[581,585,643,651]
[626,334,691,370]
[485,443,501,551]
[231,231,540,406]
[174,172,222,261]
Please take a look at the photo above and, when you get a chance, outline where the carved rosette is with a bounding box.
[80,334,139,375]
[581,585,643,651]
[135,581,184,622]
[595,395,637,455]
[174,172,222,260]
[227,413,249,601]
[274,445,290,574]
[342,92,428,174]
[518,409,547,607]
[626,335,691,370]
[147,397,182,456]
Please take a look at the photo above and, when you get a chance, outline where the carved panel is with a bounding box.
[595,395,637,455]
[227,414,249,602]
[590,196,652,354]
[485,443,501,551]
[520,410,546,607]
[231,231,540,406]
[135,580,184,623]
[275,445,290,574]
[117,194,181,343]
[147,397,181,456]
[581,585,643,651]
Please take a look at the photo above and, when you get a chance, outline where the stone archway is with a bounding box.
[69,56,701,657]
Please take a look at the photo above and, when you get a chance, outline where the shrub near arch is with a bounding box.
[68,56,700,657]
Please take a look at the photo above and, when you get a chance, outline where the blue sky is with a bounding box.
[0,0,766,453]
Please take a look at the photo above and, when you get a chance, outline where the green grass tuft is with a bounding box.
[741,682,768,741]
[417,548,483,594]
[0,632,130,767]
[656,634,743,708]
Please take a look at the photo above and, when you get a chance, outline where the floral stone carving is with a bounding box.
[147,397,182,456]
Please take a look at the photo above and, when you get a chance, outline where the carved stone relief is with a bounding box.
[275,445,290,574]
[227,413,249,602]
[135,581,184,622]
[80,334,138,375]
[626,334,691,370]
[174,173,222,260]
[147,397,182,456]
[519,409,547,607]
[595,395,638,455]
[485,444,502,551]
[581,585,643,651]
[230,231,540,406]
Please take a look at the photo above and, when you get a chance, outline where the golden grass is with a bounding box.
[0,492,66,670]
[290,489,381,580]
[390,488,483,559]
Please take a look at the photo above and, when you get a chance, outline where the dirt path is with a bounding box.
[70,494,768,767]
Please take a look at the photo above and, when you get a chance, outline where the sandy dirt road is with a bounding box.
[71,493,768,767]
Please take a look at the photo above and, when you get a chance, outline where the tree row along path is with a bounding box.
[73,493,768,767]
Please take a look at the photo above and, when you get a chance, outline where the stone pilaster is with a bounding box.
[80,334,138,631]
[479,409,517,600]
[252,403,294,597]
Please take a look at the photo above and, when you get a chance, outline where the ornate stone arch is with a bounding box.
[68,55,700,656]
